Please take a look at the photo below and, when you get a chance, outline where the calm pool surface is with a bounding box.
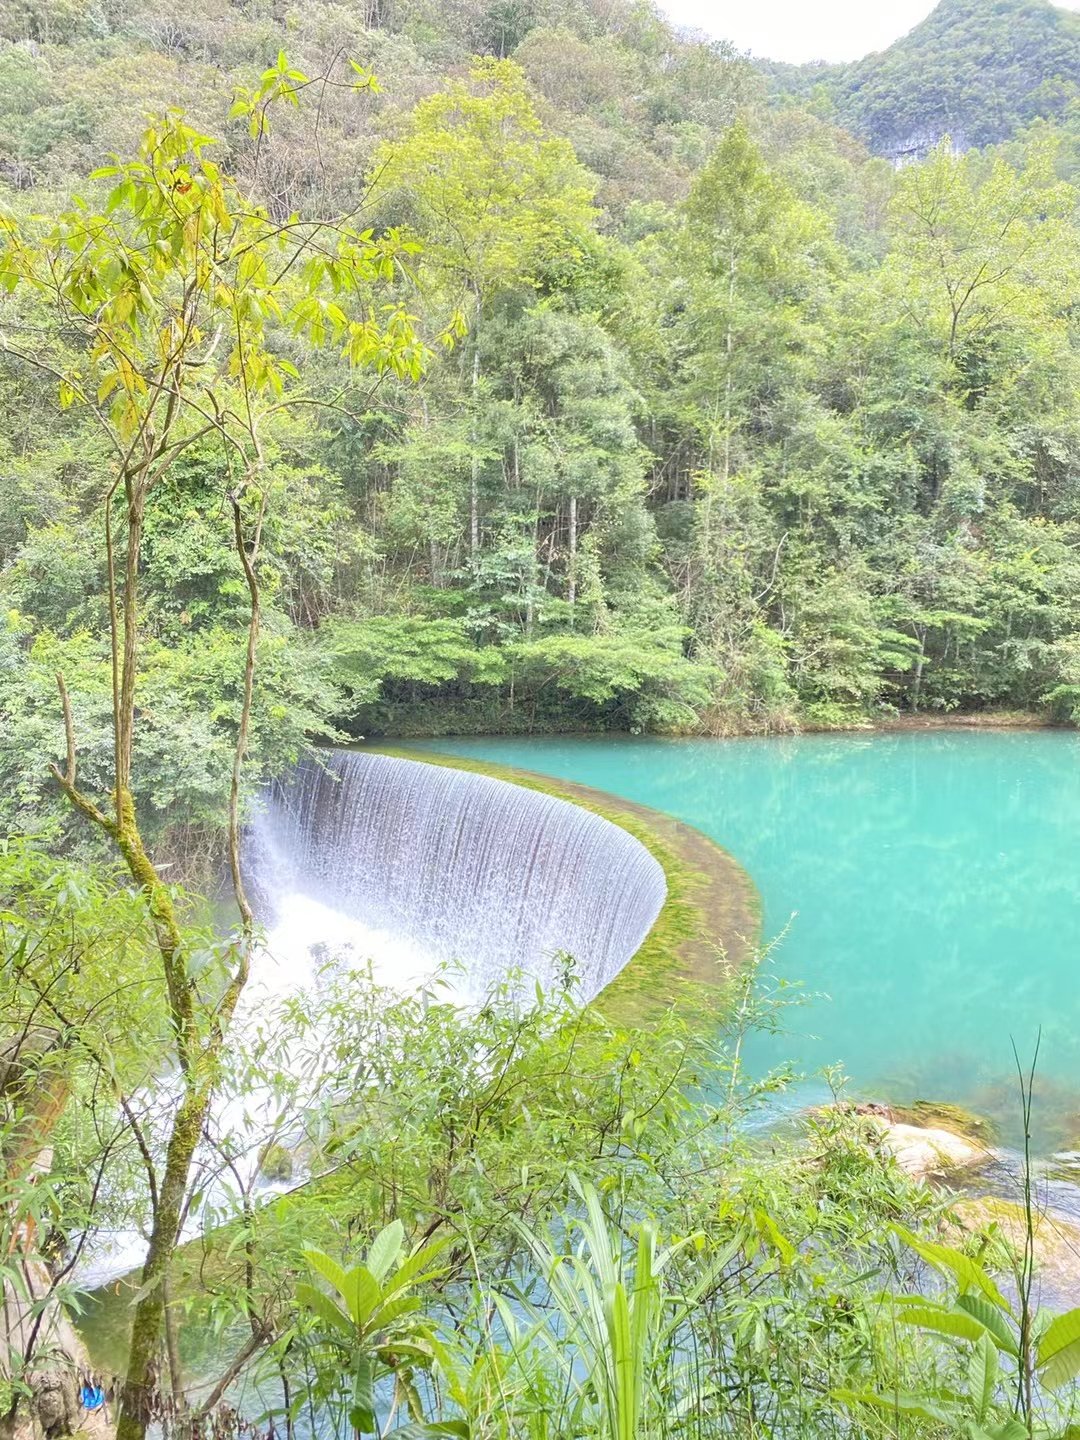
[406,731,1080,1146]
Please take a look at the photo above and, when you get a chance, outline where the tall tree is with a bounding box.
[0,56,437,1440]
[371,58,597,564]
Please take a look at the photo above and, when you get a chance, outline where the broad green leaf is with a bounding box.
[303,1248,350,1300]
[342,1265,382,1327]
[294,1282,353,1340]
[367,1219,404,1282]
[396,1370,425,1424]
[382,1238,450,1301]
[832,1387,958,1424]
[956,1294,1021,1357]
[374,1339,434,1363]
[893,1226,1011,1311]
[349,1354,375,1435]
[893,1301,989,1344]
[969,1332,998,1422]
[1036,1305,1080,1389]
[368,1294,423,1333]
[385,1426,470,1440]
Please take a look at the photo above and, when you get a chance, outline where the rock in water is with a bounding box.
[880,1121,993,1179]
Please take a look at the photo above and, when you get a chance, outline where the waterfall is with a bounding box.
[80,751,665,1285]
[247,749,667,1001]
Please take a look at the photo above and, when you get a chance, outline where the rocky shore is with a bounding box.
[842,1100,1080,1306]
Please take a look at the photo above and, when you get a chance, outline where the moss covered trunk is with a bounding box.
[114,1084,208,1440]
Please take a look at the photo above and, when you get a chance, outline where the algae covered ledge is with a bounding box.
[373,744,762,1020]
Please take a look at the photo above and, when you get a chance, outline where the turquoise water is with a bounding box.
[406,732,1080,1148]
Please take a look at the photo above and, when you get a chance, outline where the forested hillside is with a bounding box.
[5,0,1080,860]
[9,10,1080,1440]
[765,0,1080,159]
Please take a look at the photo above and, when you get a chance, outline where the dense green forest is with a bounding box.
[8,5,1080,1438]
[7,0,1080,861]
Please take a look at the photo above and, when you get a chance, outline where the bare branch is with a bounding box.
[49,674,116,837]
[55,671,76,787]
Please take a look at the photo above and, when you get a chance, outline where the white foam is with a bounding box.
[258,892,440,997]
[79,907,448,1287]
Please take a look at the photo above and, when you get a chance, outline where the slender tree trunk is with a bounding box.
[114,488,261,1440]
[523,454,537,639]
[724,246,735,488]
[162,1276,184,1411]
[567,493,577,621]
[469,339,480,563]
[117,1085,209,1440]
[706,250,736,557]
[419,395,439,587]
[912,633,926,713]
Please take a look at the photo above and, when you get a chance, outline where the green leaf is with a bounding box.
[367,1219,404,1283]
[374,1339,433,1363]
[893,1226,1012,1311]
[303,1248,350,1300]
[893,1301,989,1345]
[832,1387,959,1424]
[1036,1305,1080,1389]
[381,1239,450,1301]
[385,1426,470,1440]
[956,1294,1020,1357]
[368,1294,422,1332]
[398,1373,423,1424]
[754,1207,796,1266]
[969,1333,998,1422]
[342,1266,382,1328]
[294,1282,353,1340]
[349,1353,376,1435]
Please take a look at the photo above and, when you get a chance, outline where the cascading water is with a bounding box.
[81,751,665,1285]
[248,749,667,1000]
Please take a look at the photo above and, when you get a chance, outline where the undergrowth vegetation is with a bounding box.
[6,840,1080,1439]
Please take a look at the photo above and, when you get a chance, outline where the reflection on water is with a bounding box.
[409,731,1080,1151]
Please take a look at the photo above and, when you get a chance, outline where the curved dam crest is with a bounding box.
[248,749,668,999]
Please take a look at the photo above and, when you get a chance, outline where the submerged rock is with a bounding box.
[890,1100,998,1146]
[951,1196,1080,1307]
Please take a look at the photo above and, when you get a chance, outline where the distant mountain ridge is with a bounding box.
[762,0,1080,160]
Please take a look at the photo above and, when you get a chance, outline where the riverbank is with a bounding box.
[874,708,1059,732]
[702,705,1063,737]
[358,703,1067,745]
[372,745,761,1023]
[885,1107,1080,1307]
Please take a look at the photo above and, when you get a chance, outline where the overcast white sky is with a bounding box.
[658,0,1080,64]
